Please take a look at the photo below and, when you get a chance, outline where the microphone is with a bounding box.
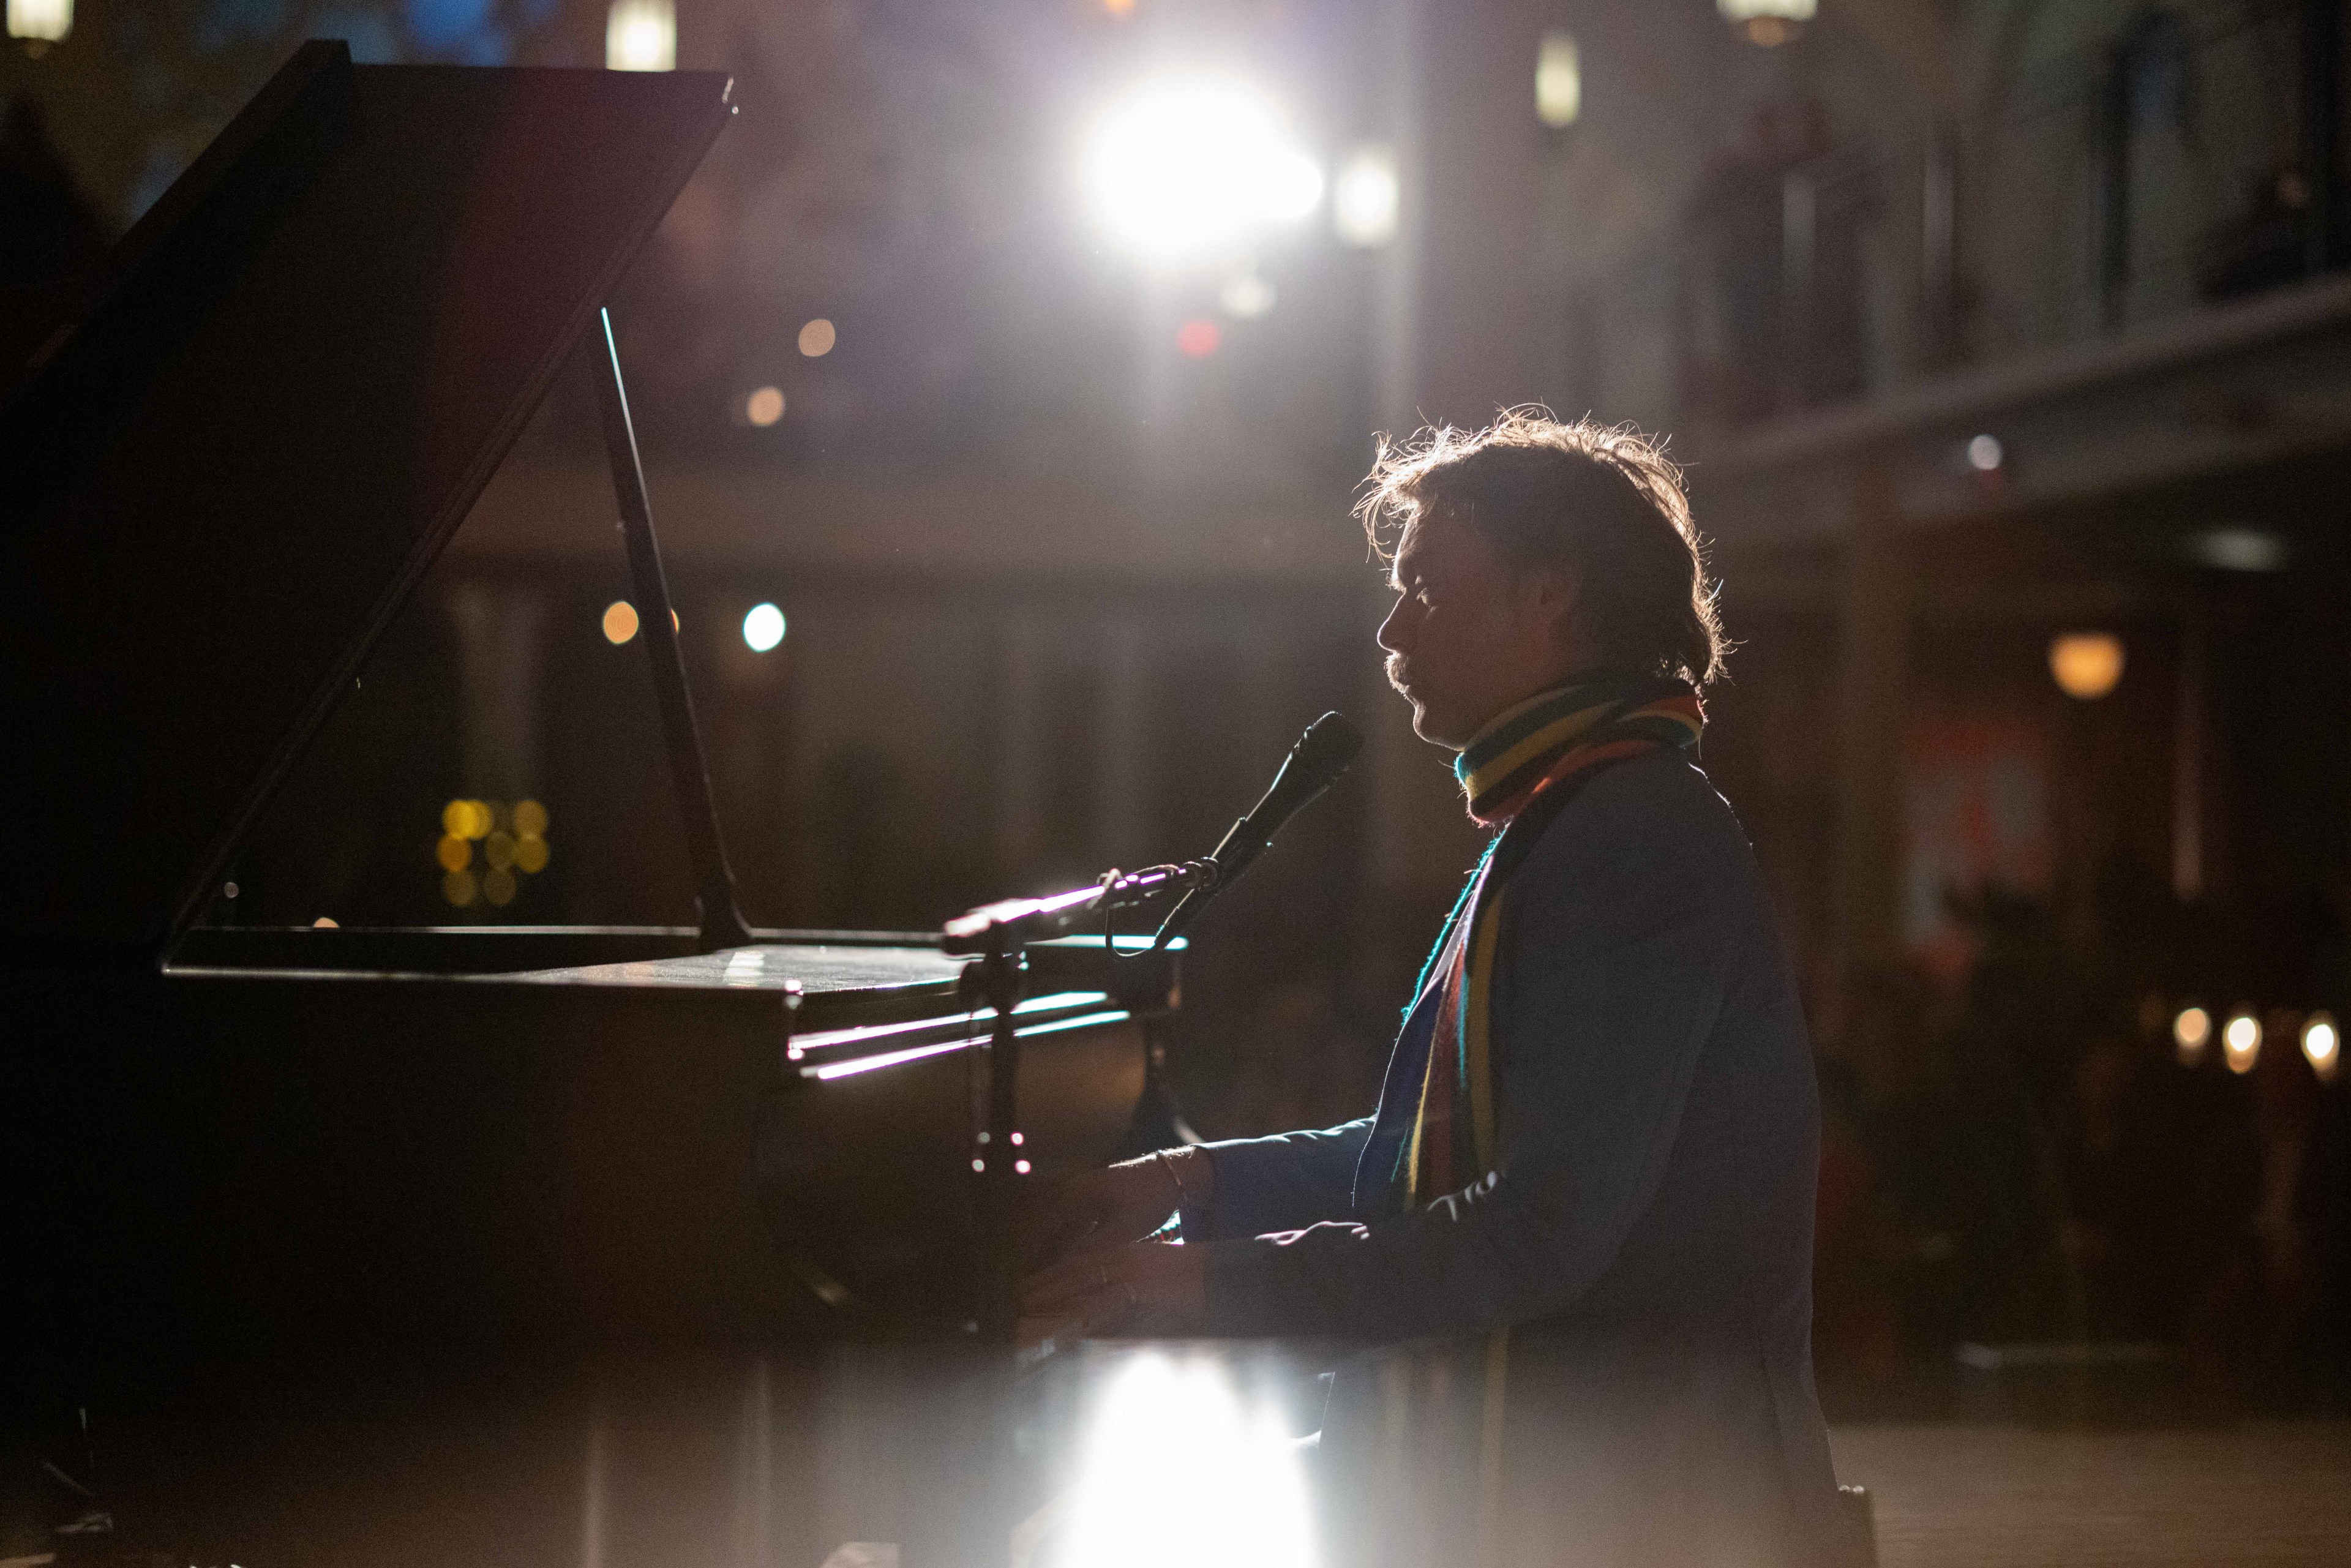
[1153,711,1363,945]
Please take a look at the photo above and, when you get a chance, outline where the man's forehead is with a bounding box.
[1392,508,1464,577]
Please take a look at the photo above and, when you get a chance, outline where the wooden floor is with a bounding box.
[1829,1423,2351,1567]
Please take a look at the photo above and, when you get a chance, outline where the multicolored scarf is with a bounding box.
[1398,672,1704,1209]
[1376,672,1704,1567]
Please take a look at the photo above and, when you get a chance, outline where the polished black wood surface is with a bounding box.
[1,47,734,956]
[12,932,1166,1390]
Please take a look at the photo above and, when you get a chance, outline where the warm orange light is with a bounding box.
[746,386,785,426]
[2173,1005,2211,1066]
[312,916,339,928]
[515,834,550,874]
[2223,1011,2261,1074]
[514,799,549,836]
[2049,632,2124,700]
[484,830,517,872]
[2303,1013,2338,1082]
[483,866,518,906]
[798,318,836,357]
[443,868,478,907]
[436,835,471,873]
[1103,0,1134,14]
[603,600,640,644]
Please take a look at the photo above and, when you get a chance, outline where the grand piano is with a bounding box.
[1,43,1177,1567]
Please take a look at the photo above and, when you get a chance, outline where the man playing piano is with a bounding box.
[1024,411,1843,1567]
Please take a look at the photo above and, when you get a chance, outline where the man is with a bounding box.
[1025,411,1841,1567]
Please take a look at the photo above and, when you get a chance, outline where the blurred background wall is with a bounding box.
[6,0,2348,1414]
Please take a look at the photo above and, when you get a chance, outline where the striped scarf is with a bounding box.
[1399,672,1704,1209]
[1375,672,1703,1567]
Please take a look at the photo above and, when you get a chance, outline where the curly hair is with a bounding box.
[1355,408,1727,686]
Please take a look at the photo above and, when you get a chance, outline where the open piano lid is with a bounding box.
[0,43,733,962]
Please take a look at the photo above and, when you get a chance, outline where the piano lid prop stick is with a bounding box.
[590,307,753,953]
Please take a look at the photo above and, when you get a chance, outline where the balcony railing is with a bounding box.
[1563,0,2345,440]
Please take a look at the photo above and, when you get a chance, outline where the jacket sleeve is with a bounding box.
[1185,1118,1375,1242]
[1199,774,1736,1340]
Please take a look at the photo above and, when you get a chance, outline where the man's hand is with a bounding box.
[1022,1239,1206,1341]
[1018,1147,1213,1268]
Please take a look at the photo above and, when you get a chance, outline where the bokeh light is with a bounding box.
[514,799,549,837]
[2173,1005,2210,1066]
[603,600,641,645]
[2223,1011,2262,1075]
[798,318,836,357]
[1176,318,1222,358]
[1536,31,1581,129]
[7,0,72,45]
[1219,274,1277,319]
[1332,146,1400,248]
[743,602,786,651]
[604,0,674,70]
[1719,0,1815,47]
[2303,1013,2338,1082]
[1081,77,1323,258]
[2049,632,2124,700]
[443,868,478,907]
[745,386,785,426]
[1967,433,2004,471]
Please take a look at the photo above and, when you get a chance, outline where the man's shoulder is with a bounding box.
[1566,749,1747,846]
[1515,750,1758,896]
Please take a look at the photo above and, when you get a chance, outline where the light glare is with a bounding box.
[1060,1355,1314,1568]
[1967,433,2003,471]
[605,0,674,71]
[798,319,836,357]
[602,600,641,645]
[743,602,786,652]
[1082,78,1322,257]
[1332,146,1400,248]
[746,386,785,426]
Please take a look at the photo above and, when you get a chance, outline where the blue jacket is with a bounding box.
[1191,751,1840,1566]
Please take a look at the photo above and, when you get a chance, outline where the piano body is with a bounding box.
[1,43,1172,1567]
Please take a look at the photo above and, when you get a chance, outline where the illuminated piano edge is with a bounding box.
[801,1006,1132,1081]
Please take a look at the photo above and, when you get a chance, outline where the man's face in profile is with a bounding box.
[1376,510,1567,749]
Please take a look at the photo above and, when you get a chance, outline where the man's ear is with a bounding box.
[1526,560,1584,631]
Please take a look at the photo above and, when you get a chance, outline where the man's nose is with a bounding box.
[1376,598,1409,653]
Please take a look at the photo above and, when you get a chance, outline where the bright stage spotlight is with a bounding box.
[1054,1353,1313,1568]
[1082,78,1323,259]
